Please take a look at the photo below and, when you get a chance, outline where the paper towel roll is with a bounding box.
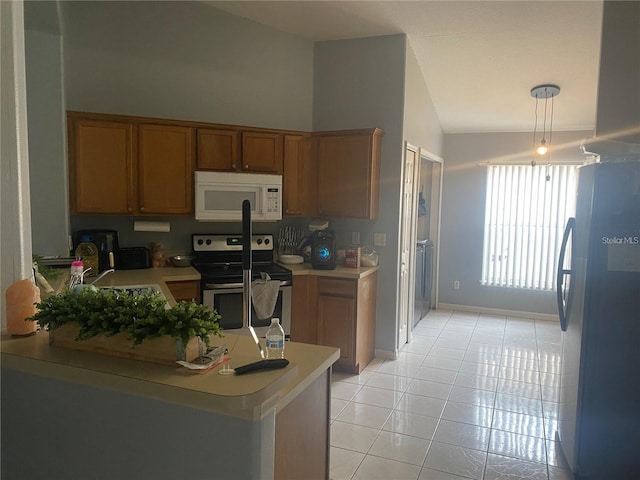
[133,221,171,232]
[6,278,40,336]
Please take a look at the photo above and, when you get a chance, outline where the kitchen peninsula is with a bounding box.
[1,268,339,480]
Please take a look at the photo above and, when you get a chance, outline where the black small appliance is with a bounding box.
[311,230,336,270]
[118,247,151,270]
[72,229,119,273]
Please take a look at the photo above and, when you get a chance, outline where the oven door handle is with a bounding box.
[204,280,292,290]
[205,283,243,290]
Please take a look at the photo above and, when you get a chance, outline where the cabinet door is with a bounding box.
[241,132,283,173]
[138,125,194,214]
[317,278,356,369]
[316,129,382,219]
[290,275,317,344]
[196,128,239,171]
[283,134,315,217]
[70,119,135,214]
[317,294,355,368]
[166,280,201,304]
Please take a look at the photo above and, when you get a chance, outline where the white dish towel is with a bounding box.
[251,272,280,320]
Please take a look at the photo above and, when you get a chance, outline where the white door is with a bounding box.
[397,143,419,350]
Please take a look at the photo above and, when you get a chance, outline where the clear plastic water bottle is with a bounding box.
[265,318,285,359]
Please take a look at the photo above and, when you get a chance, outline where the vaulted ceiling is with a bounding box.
[207,1,603,134]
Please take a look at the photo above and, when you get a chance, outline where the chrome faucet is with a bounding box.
[89,269,115,286]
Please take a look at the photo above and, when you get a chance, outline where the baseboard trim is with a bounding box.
[374,348,396,360]
[436,303,559,323]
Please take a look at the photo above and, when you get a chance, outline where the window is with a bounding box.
[481,164,577,290]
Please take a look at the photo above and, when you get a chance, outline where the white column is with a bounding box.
[1,0,34,329]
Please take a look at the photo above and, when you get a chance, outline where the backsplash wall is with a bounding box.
[71,215,313,256]
[70,214,377,262]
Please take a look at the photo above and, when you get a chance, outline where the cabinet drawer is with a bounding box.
[318,278,356,297]
[166,280,200,303]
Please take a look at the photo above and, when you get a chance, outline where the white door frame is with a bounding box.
[397,142,420,351]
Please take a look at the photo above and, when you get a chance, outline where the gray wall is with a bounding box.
[313,34,407,354]
[403,40,443,156]
[440,130,593,316]
[595,1,640,143]
[61,1,314,130]
[56,1,314,253]
[25,3,69,256]
[2,368,273,480]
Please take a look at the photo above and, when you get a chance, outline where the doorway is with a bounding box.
[397,144,443,352]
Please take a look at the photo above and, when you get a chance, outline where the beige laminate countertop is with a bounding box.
[8,266,339,421]
[1,331,338,421]
[278,262,378,279]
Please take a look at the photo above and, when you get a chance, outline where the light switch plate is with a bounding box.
[351,231,360,245]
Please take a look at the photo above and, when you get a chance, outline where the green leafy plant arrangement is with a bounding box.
[29,288,223,348]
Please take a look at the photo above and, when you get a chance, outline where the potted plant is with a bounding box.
[28,288,223,364]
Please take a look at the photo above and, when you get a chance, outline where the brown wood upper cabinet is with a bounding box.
[68,113,194,215]
[138,125,194,214]
[197,129,283,174]
[241,132,283,173]
[196,128,239,171]
[283,134,315,217]
[315,128,383,220]
[69,119,135,214]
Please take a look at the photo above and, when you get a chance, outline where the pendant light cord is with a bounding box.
[531,96,539,166]
[546,94,555,181]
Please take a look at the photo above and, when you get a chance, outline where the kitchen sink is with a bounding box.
[99,284,164,297]
[98,284,169,308]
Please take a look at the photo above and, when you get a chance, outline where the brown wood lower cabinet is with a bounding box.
[165,279,200,303]
[291,273,377,374]
[290,275,318,344]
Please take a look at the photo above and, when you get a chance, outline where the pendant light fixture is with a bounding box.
[531,84,560,168]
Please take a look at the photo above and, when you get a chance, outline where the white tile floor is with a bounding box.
[329,309,572,480]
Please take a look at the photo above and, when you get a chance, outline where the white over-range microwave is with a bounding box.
[195,171,282,221]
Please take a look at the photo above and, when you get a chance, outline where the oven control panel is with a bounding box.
[193,234,274,252]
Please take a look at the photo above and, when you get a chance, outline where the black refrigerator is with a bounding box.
[556,160,640,479]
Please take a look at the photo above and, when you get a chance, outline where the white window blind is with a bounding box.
[481,164,577,290]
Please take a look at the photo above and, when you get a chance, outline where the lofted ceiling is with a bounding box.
[205,1,604,134]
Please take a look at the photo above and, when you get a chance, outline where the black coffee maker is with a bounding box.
[311,230,336,270]
[72,229,119,273]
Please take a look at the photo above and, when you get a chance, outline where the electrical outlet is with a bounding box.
[351,231,360,245]
[454,280,460,290]
[373,233,387,246]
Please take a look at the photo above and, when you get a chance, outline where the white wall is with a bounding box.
[440,130,593,316]
[1,0,35,329]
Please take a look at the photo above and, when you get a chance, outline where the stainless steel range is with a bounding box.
[191,234,292,337]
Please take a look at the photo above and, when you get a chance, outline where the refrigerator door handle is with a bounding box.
[557,217,575,331]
